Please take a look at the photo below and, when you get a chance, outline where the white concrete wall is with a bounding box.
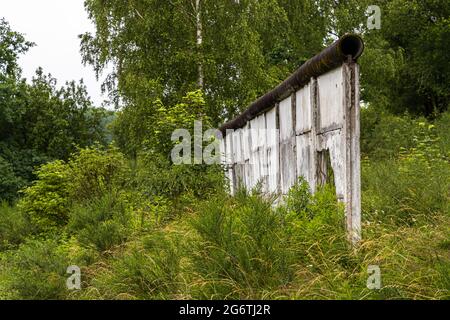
[221,63,361,243]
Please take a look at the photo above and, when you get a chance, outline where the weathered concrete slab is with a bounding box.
[220,61,361,244]
[295,83,312,134]
[279,96,297,194]
[317,67,344,133]
[266,107,279,193]
[295,133,314,189]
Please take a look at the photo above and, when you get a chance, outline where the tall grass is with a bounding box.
[66,178,449,300]
[0,111,449,300]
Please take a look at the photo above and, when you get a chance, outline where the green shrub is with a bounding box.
[0,202,34,250]
[0,155,26,202]
[68,146,130,202]
[68,191,132,252]
[18,160,71,230]
[135,152,225,199]
[362,139,450,225]
[126,193,173,231]
[434,110,450,157]
[360,107,444,160]
[18,146,131,231]
[281,179,345,239]
[190,190,287,298]
[79,231,182,299]
[280,181,350,273]
[0,238,70,300]
[189,180,344,299]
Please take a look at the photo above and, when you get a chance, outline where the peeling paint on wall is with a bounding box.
[220,61,361,243]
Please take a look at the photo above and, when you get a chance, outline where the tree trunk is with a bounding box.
[195,0,204,89]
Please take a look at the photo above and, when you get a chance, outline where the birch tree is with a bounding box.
[81,0,293,123]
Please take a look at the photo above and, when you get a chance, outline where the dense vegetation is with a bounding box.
[0,19,113,203]
[0,0,449,300]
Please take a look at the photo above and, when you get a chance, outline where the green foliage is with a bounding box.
[361,107,450,159]
[383,0,450,114]
[67,146,130,202]
[189,182,344,299]
[68,191,132,252]
[81,0,295,123]
[150,90,210,156]
[112,90,210,158]
[0,238,69,300]
[18,160,71,230]
[0,18,33,78]
[0,155,25,202]
[435,110,450,156]
[0,19,112,202]
[82,0,450,119]
[362,143,449,226]
[191,190,288,298]
[2,156,449,300]
[0,202,33,250]
[78,231,182,299]
[135,152,225,200]
[17,146,130,231]
[361,108,449,225]
[281,180,345,245]
[360,0,450,115]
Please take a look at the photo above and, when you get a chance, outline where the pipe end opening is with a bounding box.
[340,34,364,60]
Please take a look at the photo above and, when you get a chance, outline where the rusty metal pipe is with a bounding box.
[219,34,364,135]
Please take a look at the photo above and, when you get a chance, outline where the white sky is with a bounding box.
[1,0,108,107]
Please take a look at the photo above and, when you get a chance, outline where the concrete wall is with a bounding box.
[220,62,361,243]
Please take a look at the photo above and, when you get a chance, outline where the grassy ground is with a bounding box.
[0,110,449,300]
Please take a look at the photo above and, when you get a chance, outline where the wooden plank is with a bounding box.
[343,62,361,244]
[249,117,259,190]
[219,136,226,166]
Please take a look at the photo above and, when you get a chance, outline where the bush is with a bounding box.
[0,202,34,250]
[68,191,132,252]
[135,152,224,198]
[78,231,182,299]
[435,110,450,156]
[281,179,345,241]
[18,160,71,230]
[0,238,70,300]
[362,135,450,225]
[361,107,440,159]
[18,146,130,231]
[190,190,285,298]
[68,146,130,202]
[189,180,345,299]
[0,156,25,203]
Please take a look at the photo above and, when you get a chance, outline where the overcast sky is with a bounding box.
[1,0,108,107]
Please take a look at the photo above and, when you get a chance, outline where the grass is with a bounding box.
[0,180,448,300]
[0,111,448,300]
[59,182,450,300]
